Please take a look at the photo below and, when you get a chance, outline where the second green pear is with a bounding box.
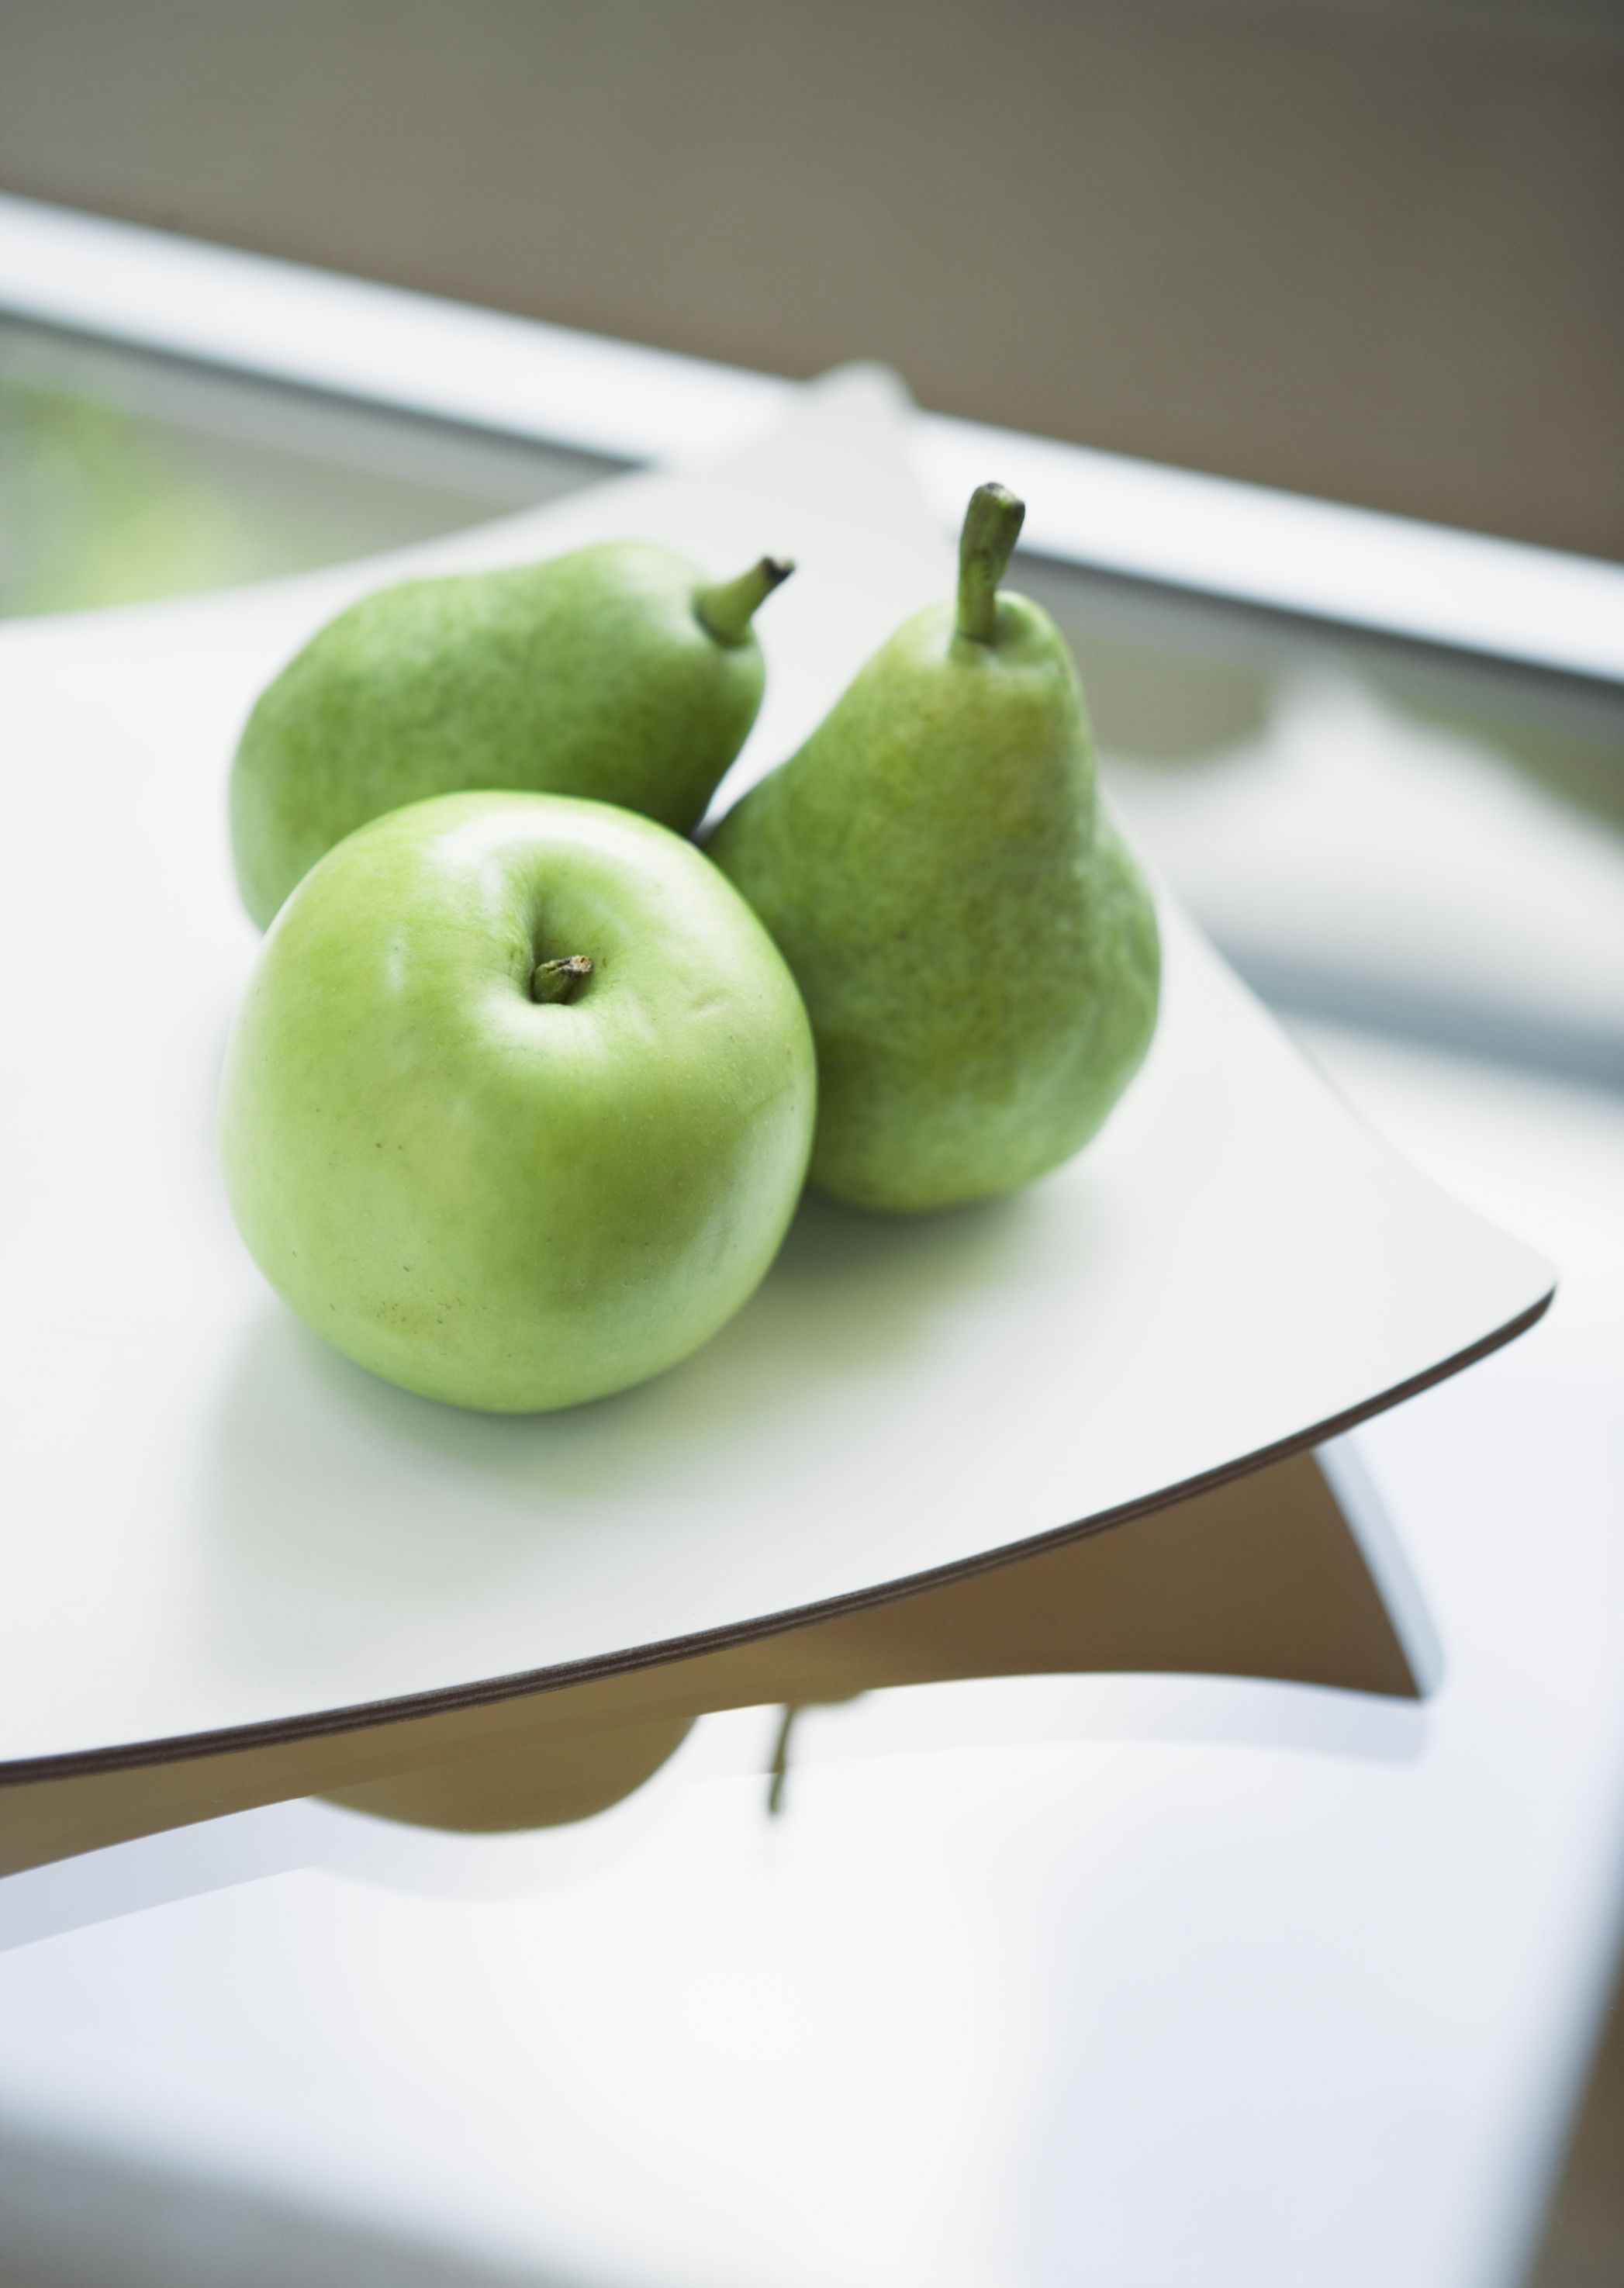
[709,486,1159,1215]
[230,542,790,928]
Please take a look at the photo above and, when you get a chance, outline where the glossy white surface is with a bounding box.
[5,1027,1622,2288]
[5,189,1623,680]
[0,371,1551,1768]
[1105,676,1624,1076]
[2,1303,1622,2288]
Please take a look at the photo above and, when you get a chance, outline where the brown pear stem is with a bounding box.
[767,1702,802,1816]
[695,556,794,647]
[955,483,1025,644]
[530,955,593,1004]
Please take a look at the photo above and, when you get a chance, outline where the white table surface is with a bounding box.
[2,379,1621,2288]
[1,1114,1622,2288]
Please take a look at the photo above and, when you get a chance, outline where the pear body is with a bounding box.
[230,542,767,928]
[710,593,1159,1214]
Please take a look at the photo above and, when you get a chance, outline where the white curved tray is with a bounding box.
[0,368,1550,1789]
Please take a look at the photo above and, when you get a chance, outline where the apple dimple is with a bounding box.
[529,953,594,1005]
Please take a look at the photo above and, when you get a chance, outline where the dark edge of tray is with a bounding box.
[0,1286,1553,1787]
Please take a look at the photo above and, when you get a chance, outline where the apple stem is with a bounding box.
[531,955,593,1004]
[955,484,1026,644]
[695,557,794,648]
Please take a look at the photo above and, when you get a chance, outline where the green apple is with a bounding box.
[219,790,817,1412]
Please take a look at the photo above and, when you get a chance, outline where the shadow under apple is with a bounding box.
[193,1177,1052,1689]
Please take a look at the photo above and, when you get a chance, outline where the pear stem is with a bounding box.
[955,483,1026,644]
[767,1702,802,1817]
[694,556,794,647]
[530,955,593,1004]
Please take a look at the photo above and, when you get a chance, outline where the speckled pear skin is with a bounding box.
[230,541,769,928]
[709,588,1160,1215]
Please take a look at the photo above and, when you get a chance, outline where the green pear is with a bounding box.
[230,542,791,928]
[708,485,1159,1215]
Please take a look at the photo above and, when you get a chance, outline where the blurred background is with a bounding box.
[3,0,1622,558]
[2,4,1622,2283]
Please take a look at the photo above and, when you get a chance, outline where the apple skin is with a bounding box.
[219,790,817,1412]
